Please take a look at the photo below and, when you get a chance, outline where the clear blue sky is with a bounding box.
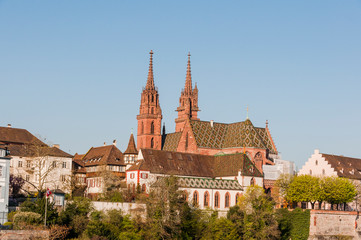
[1,1,361,169]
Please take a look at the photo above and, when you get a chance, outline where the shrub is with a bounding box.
[13,212,42,229]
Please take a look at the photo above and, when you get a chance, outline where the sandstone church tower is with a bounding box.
[137,51,163,150]
[175,53,200,132]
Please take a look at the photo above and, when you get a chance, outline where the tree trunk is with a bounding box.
[310,202,315,209]
[318,201,323,210]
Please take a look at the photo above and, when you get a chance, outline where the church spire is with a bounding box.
[184,52,192,95]
[146,50,155,90]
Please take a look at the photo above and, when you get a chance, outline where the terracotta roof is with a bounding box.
[0,126,72,158]
[178,177,243,190]
[6,144,72,158]
[0,127,45,145]
[124,133,138,154]
[81,145,125,166]
[162,132,182,151]
[322,153,361,180]
[189,119,277,153]
[128,149,263,178]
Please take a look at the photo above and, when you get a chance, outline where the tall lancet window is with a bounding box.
[151,121,155,134]
[185,133,189,150]
[150,138,154,149]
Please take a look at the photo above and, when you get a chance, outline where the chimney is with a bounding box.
[210,120,214,128]
[113,140,117,146]
[104,142,106,146]
[53,144,60,149]
[7,124,11,128]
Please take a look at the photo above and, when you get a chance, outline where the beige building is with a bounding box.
[0,125,73,193]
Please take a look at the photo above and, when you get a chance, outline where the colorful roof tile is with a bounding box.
[188,119,277,153]
[178,177,243,190]
[162,132,182,151]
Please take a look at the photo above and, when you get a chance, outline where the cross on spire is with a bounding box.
[146,50,155,90]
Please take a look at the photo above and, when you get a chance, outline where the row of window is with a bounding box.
[87,178,102,188]
[16,160,68,169]
[19,174,67,182]
[192,191,242,209]
[129,173,149,179]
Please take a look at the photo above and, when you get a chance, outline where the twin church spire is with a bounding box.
[137,51,200,150]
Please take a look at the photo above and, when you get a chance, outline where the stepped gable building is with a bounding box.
[299,149,361,180]
[0,125,73,193]
[135,51,278,173]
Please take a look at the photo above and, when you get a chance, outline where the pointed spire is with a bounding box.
[124,133,138,154]
[266,120,268,129]
[146,50,155,90]
[246,105,249,120]
[184,52,192,95]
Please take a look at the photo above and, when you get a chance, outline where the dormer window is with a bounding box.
[350,169,355,175]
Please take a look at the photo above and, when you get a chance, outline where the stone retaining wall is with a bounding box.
[309,210,361,240]
[0,230,49,240]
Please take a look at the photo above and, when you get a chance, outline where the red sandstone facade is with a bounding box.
[175,53,200,132]
[136,51,278,172]
[136,51,162,150]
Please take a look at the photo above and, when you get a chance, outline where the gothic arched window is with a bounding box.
[193,191,199,205]
[150,138,154,149]
[235,193,241,205]
[214,192,220,208]
[141,122,144,134]
[250,177,255,186]
[204,191,209,207]
[151,121,155,134]
[185,132,189,150]
[225,192,230,208]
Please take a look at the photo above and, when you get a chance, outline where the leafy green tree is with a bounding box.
[85,209,141,240]
[323,176,357,210]
[59,197,93,238]
[180,203,209,240]
[201,217,239,240]
[239,185,280,239]
[144,176,186,239]
[286,175,320,209]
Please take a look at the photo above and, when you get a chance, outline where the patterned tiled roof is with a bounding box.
[128,149,263,178]
[178,177,243,190]
[162,132,182,151]
[189,119,277,153]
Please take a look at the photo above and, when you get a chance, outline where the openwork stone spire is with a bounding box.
[184,52,192,95]
[146,50,155,90]
[175,52,200,132]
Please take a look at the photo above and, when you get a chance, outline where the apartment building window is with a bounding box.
[52,161,57,168]
[26,160,31,168]
[26,175,30,181]
[62,162,67,168]
[60,175,66,182]
[18,161,23,167]
[0,166,2,177]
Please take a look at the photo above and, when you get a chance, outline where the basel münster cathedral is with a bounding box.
[135,51,278,172]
